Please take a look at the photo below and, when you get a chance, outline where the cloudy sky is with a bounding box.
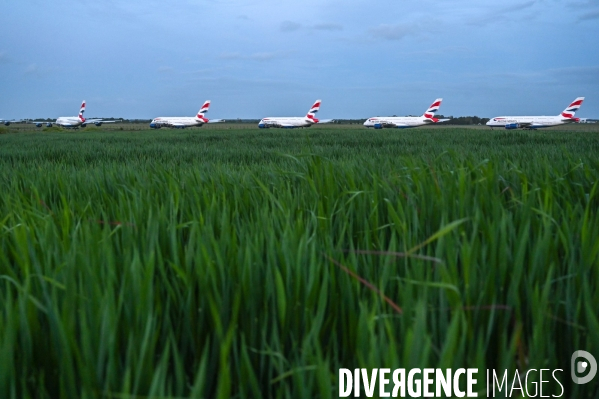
[1,0,598,119]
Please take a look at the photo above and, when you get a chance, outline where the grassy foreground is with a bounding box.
[1,125,599,398]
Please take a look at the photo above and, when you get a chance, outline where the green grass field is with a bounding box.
[1,124,599,398]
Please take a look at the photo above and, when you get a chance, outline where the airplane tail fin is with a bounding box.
[561,97,584,119]
[306,99,321,123]
[422,98,442,122]
[79,100,86,122]
[196,100,211,122]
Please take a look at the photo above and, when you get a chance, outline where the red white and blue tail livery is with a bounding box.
[31,100,119,128]
[150,100,224,129]
[77,101,87,123]
[423,98,442,122]
[197,100,211,122]
[561,97,584,119]
[486,97,585,129]
[364,98,448,129]
[306,100,321,123]
[259,99,333,128]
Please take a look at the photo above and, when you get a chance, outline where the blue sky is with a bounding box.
[1,0,598,119]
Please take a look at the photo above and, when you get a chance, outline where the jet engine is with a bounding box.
[258,123,269,129]
[505,123,519,130]
[374,123,383,129]
[94,122,102,126]
[3,121,10,126]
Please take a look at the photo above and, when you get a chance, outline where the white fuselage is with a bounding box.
[258,117,315,128]
[486,116,572,129]
[55,116,84,127]
[363,116,434,129]
[150,117,205,128]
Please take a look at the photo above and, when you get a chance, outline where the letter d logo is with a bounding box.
[571,350,597,384]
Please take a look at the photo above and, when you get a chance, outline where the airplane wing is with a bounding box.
[170,122,187,128]
[2,119,22,125]
[263,121,282,127]
[528,123,548,129]
[422,118,449,124]
[207,119,225,123]
[372,119,401,128]
[317,119,335,124]
[385,122,409,128]
[85,119,121,124]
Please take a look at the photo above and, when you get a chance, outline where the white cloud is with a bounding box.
[467,1,538,26]
[499,0,537,13]
[279,21,343,33]
[369,24,415,41]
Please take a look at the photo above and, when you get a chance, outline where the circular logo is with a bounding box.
[571,350,597,384]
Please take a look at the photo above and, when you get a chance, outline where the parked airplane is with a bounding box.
[363,98,448,129]
[258,100,333,128]
[486,97,585,129]
[1,118,22,126]
[31,101,119,128]
[149,101,224,129]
